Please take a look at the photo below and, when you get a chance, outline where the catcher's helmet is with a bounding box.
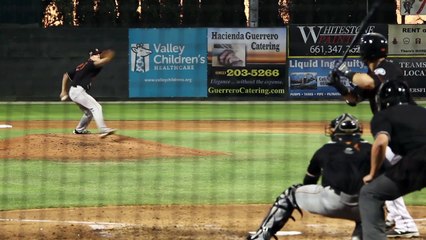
[326,113,362,140]
[359,32,388,62]
[376,80,413,111]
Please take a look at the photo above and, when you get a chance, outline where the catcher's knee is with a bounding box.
[280,184,302,209]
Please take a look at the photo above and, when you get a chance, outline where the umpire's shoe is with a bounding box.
[351,221,362,240]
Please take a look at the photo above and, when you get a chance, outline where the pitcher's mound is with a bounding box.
[0,134,226,161]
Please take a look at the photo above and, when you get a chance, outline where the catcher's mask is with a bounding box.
[325,113,362,141]
[376,80,413,111]
[359,32,387,62]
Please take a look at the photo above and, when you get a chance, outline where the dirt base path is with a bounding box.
[0,205,425,240]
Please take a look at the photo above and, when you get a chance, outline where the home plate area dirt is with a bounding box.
[0,120,424,239]
[0,205,425,240]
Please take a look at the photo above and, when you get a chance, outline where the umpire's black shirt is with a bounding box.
[371,104,426,191]
[371,104,426,156]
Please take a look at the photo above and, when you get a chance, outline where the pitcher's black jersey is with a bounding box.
[306,140,372,195]
[67,60,102,90]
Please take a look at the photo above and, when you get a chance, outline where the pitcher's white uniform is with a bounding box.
[61,48,116,138]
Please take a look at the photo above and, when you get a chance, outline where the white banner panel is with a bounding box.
[400,0,426,15]
[388,24,426,55]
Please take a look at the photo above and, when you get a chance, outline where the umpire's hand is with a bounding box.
[363,174,374,184]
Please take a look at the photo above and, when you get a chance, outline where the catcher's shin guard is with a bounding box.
[247,184,303,240]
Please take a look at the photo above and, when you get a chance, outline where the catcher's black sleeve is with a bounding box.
[303,174,319,185]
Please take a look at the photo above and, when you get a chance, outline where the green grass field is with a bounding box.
[0,102,425,210]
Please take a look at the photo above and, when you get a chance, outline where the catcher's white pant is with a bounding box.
[69,86,109,133]
[385,147,419,232]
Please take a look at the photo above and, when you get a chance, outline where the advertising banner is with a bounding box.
[288,58,367,99]
[207,28,286,98]
[388,25,426,97]
[392,57,426,97]
[388,24,426,55]
[400,0,426,15]
[289,24,387,57]
[288,24,386,99]
[128,28,207,98]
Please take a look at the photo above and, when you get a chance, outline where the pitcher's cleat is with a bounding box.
[99,128,116,138]
[73,129,91,134]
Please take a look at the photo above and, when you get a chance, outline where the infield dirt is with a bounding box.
[0,120,424,240]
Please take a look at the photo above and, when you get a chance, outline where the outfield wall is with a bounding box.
[1,25,425,101]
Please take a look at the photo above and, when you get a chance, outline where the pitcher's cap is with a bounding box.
[89,48,102,56]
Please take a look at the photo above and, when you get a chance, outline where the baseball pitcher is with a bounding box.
[60,48,116,138]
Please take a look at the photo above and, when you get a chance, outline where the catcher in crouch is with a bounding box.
[248,113,382,240]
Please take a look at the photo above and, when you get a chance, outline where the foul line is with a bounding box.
[3,217,426,231]
[0,218,135,230]
[306,218,426,228]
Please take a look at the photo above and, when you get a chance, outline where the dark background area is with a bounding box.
[1,0,398,27]
[0,28,128,101]
[0,0,42,25]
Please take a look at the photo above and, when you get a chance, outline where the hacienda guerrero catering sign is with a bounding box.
[207,28,287,98]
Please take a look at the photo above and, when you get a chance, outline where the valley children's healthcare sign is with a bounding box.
[129,28,208,98]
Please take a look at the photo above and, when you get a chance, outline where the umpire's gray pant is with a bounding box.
[359,174,402,240]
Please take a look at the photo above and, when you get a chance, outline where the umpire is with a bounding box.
[360,80,426,239]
